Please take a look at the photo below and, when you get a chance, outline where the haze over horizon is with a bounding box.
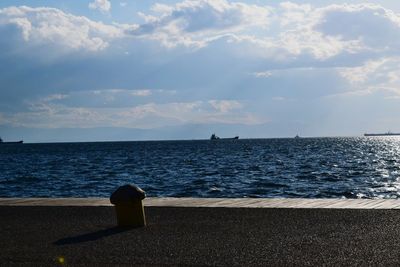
[1,0,400,142]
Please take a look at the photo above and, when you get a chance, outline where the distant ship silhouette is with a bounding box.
[0,137,23,144]
[210,133,239,140]
[364,131,400,137]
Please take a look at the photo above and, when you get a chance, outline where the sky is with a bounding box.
[1,0,400,142]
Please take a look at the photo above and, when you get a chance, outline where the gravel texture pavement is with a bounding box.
[1,206,400,266]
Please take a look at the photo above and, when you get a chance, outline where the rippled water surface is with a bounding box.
[1,137,400,198]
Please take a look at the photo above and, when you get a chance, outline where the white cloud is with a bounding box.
[208,100,242,113]
[0,6,122,52]
[2,2,400,61]
[317,4,400,56]
[2,97,262,129]
[315,4,400,50]
[339,58,388,84]
[150,3,174,14]
[25,89,180,110]
[120,2,127,8]
[230,3,400,60]
[152,0,271,32]
[41,94,69,102]
[131,90,152,97]
[121,1,400,61]
[278,29,362,60]
[90,89,171,98]
[337,57,400,96]
[279,2,313,27]
[272,3,374,60]
[89,0,111,13]
[253,71,272,78]
[128,0,272,48]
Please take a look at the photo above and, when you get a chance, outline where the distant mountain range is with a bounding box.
[0,123,362,143]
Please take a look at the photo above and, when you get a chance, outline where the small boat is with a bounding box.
[210,134,239,140]
[210,133,219,140]
[294,134,300,139]
[0,137,23,144]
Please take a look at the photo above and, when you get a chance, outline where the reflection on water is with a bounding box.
[1,137,400,199]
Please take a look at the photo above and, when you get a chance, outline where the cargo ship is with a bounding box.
[210,133,239,140]
[364,132,400,137]
[0,137,23,144]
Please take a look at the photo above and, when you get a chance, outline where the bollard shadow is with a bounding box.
[54,226,133,245]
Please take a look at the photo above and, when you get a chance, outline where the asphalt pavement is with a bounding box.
[1,206,400,266]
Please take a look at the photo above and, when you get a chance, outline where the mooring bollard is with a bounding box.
[110,184,146,227]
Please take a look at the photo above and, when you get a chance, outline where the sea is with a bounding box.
[1,137,400,199]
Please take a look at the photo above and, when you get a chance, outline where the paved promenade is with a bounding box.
[3,197,400,209]
[2,198,400,266]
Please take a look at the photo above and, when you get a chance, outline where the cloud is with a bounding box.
[0,6,121,52]
[92,89,153,98]
[2,2,400,61]
[229,3,400,61]
[114,2,385,63]
[253,71,273,78]
[0,93,261,129]
[89,0,111,13]
[131,89,152,96]
[2,1,400,136]
[208,100,242,113]
[294,3,400,59]
[39,89,173,108]
[338,57,400,96]
[151,0,271,32]
[128,0,272,48]
[339,58,388,84]
[120,2,400,62]
[279,2,313,27]
[315,4,400,51]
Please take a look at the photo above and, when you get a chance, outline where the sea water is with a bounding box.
[1,137,400,198]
